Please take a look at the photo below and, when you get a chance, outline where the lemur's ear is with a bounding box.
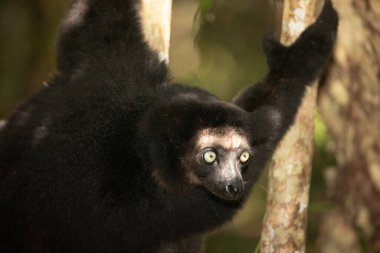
[248,106,283,145]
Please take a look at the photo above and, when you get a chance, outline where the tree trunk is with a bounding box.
[260,0,322,252]
[318,0,380,252]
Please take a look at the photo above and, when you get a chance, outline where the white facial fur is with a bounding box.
[196,127,250,151]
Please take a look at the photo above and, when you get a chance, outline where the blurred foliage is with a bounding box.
[0,0,337,252]
[198,0,214,19]
[0,0,67,117]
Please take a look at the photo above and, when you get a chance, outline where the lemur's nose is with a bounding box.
[224,179,243,200]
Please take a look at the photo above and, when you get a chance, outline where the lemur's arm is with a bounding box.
[234,0,338,143]
[56,0,168,85]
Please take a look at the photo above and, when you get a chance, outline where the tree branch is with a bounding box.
[260,0,323,252]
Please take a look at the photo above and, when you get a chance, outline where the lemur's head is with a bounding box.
[182,126,252,201]
[139,93,261,202]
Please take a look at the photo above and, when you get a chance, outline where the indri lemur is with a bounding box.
[0,0,338,252]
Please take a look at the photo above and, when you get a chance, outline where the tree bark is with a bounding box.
[260,0,323,252]
[318,0,380,252]
[140,0,172,61]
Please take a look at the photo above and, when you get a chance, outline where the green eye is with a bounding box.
[203,151,217,164]
[240,151,250,163]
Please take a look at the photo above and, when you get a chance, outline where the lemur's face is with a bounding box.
[183,127,252,201]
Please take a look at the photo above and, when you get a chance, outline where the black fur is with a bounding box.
[0,0,338,252]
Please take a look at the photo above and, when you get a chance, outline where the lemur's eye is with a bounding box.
[203,151,217,164]
[240,151,250,163]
